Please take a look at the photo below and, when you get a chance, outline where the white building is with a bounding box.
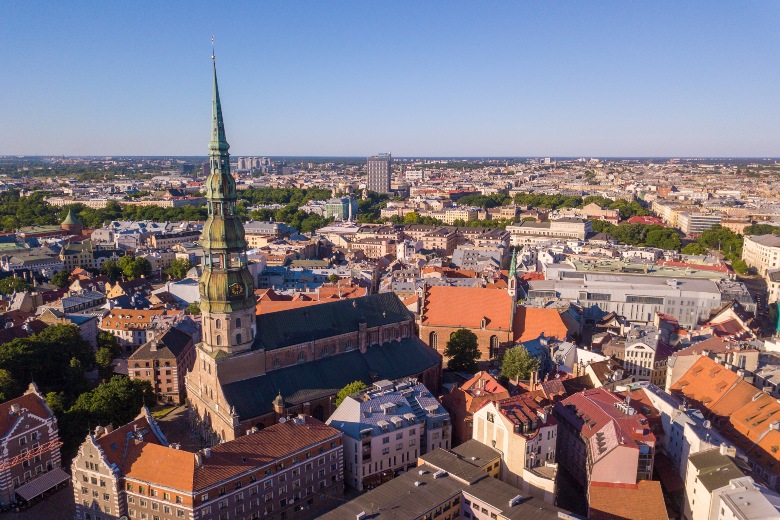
[326,379,450,491]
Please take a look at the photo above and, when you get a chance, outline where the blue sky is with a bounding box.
[2,2,779,157]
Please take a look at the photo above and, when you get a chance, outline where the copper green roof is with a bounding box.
[62,208,80,226]
[200,58,256,314]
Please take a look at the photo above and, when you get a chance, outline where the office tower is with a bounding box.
[367,153,392,194]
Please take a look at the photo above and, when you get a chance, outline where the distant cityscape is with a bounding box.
[1,43,780,520]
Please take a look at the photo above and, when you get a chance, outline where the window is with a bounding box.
[216,335,222,346]
[236,318,241,328]
[215,319,222,329]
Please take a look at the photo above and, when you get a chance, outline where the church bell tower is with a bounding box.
[199,56,257,355]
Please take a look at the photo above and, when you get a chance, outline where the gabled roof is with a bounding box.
[670,357,754,418]
[251,292,412,351]
[589,480,667,520]
[513,306,569,343]
[193,417,341,490]
[0,387,53,439]
[130,327,194,361]
[421,286,513,330]
[222,338,440,420]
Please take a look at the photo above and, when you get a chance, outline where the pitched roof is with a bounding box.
[130,326,194,360]
[221,338,440,420]
[513,306,569,343]
[124,442,195,492]
[670,357,754,418]
[0,388,53,439]
[421,286,513,330]
[251,292,412,351]
[588,480,667,520]
[193,417,341,490]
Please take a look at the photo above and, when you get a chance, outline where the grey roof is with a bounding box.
[251,292,412,352]
[327,382,447,439]
[689,449,745,492]
[130,327,193,361]
[319,461,569,520]
[221,338,441,420]
[747,234,780,248]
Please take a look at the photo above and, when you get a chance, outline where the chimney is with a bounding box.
[719,443,736,457]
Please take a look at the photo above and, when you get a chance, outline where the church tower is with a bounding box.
[508,249,518,304]
[199,57,257,355]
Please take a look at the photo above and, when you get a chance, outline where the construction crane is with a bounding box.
[0,439,63,471]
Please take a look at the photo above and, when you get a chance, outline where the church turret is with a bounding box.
[199,54,257,355]
[508,249,518,303]
[61,208,83,235]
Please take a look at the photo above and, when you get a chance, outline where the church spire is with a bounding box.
[508,249,517,278]
[210,55,228,153]
[199,43,257,354]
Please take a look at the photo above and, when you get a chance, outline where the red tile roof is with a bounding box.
[422,286,513,330]
[0,389,53,439]
[589,480,667,520]
[512,306,568,343]
[193,417,341,490]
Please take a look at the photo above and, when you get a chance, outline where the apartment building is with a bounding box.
[554,388,656,494]
[421,227,458,256]
[677,212,722,236]
[326,379,450,491]
[471,395,558,503]
[684,447,779,520]
[72,410,344,520]
[0,384,65,509]
[349,238,397,259]
[128,326,196,404]
[99,309,182,355]
[506,218,591,246]
[147,231,201,249]
[440,371,510,446]
[742,234,780,277]
[320,451,567,520]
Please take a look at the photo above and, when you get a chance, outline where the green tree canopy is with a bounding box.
[327,274,340,285]
[165,258,194,280]
[0,277,32,295]
[335,380,368,407]
[444,329,481,372]
[500,346,540,382]
[117,256,152,280]
[100,260,122,282]
[50,270,71,288]
[68,376,155,427]
[187,302,201,315]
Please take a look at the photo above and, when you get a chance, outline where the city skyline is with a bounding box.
[3,2,780,157]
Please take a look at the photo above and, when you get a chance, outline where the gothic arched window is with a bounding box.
[429,332,438,350]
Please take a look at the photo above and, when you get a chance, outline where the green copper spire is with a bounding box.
[210,60,228,153]
[199,53,255,316]
[509,249,517,278]
[62,208,80,226]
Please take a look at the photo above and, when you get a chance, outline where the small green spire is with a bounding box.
[62,208,80,226]
[509,250,517,278]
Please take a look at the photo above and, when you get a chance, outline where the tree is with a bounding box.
[50,270,71,288]
[327,274,340,285]
[500,346,540,382]
[166,258,193,280]
[118,256,152,280]
[95,348,116,380]
[682,242,707,255]
[335,381,367,407]
[100,260,122,282]
[732,258,749,275]
[187,302,201,315]
[0,277,32,295]
[68,376,155,427]
[444,329,481,372]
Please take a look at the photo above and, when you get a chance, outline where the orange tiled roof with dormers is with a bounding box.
[100,309,181,331]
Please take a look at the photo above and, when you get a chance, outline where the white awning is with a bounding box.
[15,468,70,502]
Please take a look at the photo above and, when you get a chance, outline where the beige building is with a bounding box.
[742,234,780,277]
[471,396,557,503]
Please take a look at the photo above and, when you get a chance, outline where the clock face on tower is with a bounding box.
[230,282,243,296]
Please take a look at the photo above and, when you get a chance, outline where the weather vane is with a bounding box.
[211,35,216,61]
